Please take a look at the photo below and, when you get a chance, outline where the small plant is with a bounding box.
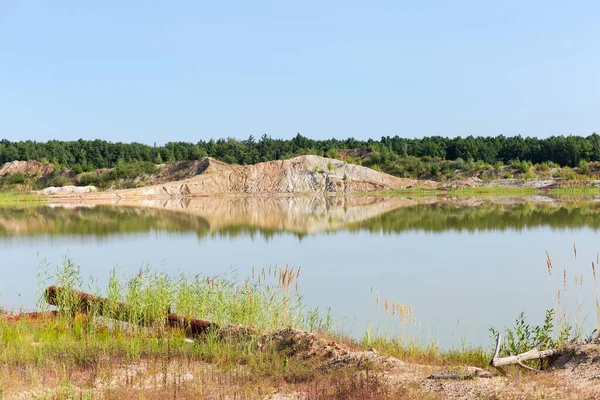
[489,309,567,369]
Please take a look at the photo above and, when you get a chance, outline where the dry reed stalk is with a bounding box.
[573,243,577,259]
[287,268,294,288]
[385,298,389,315]
[398,304,406,323]
[546,251,553,275]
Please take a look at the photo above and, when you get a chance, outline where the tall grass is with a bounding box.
[2,259,415,399]
[0,191,46,206]
[361,287,489,368]
[34,258,332,333]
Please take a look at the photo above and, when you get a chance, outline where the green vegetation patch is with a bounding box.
[0,191,46,207]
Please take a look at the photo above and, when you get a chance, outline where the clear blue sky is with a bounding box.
[1,1,598,144]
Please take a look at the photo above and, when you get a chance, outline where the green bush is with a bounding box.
[536,162,550,172]
[510,160,532,174]
[77,172,99,187]
[454,158,467,171]
[325,149,339,159]
[563,170,577,180]
[489,310,559,362]
[578,160,590,175]
[0,173,27,186]
[47,175,69,187]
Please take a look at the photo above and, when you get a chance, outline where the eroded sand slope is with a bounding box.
[51,155,428,198]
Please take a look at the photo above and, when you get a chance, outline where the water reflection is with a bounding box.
[1,195,600,348]
[1,196,600,239]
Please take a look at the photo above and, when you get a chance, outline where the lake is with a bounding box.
[1,195,599,349]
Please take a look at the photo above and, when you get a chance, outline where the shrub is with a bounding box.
[454,158,466,171]
[578,160,590,175]
[536,162,550,172]
[524,171,535,180]
[563,170,577,180]
[77,172,99,187]
[47,175,69,187]
[489,309,558,360]
[325,149,339,159]
[510,160,532,174]
[0,173,27,186]
[72,164,84,174]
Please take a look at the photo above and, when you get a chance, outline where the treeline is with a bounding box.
[1,133,600,171]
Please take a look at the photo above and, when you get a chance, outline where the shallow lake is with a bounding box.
[1,195,599,349]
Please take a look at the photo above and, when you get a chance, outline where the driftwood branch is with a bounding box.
[489,332,561,374]
[44,286,215,336]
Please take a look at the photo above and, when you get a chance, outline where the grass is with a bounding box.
[2,244,600,398]
[547,186,600,197]
[0,191,46,206]
[447,186,540,197]
[3,259,420,399]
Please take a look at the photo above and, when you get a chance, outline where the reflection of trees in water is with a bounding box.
[0,206,211,238]
[348,202,600,233]
[0,201,600,239]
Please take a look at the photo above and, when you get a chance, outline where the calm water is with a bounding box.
[1,195,599,348]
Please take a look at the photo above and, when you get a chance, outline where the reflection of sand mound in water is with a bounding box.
[47,155,432,199]
[47,196,433,234]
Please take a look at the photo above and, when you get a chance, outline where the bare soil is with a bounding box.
[3,323,598,399]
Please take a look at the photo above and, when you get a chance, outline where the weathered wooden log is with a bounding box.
[490,332,561,374]
[44,286,215,336]
[1,310,58,321]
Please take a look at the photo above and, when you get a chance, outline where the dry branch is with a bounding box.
[489,332,561,374]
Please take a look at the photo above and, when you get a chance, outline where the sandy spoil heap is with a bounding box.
[56,155,427,198]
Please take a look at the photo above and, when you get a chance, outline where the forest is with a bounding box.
[1,133,599,175]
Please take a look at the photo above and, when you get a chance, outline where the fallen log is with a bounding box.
[44,286,215,336]
[490,332,561,375]
[1,310,58,321]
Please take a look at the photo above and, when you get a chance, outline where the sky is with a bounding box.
[1,1,599,144]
